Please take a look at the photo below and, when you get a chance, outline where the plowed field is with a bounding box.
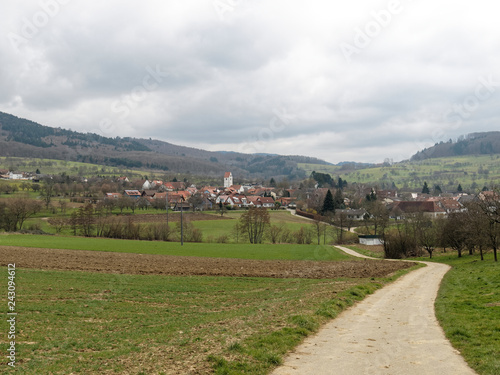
[0,246,413,278]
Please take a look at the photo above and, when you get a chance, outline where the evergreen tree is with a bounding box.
[457,184,463,192]
[434,185,442,195]
[333,189,345,209]
[365,189,376,202]
[422,181,430,194]
[269,178,276,187]
[322,189,335,214]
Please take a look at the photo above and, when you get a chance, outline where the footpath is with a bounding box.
[271,246,477,375]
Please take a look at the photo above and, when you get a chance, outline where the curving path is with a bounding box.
[271,246,477,375]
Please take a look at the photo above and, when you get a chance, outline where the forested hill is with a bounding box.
[411,132,500,161]
[0,111,329,179]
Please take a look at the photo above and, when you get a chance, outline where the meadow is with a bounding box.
[432,253,500,375]
[299,154,500,191]
[0,234,350,261]
[0,244,417,374]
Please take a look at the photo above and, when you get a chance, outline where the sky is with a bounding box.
[1,0,500,164]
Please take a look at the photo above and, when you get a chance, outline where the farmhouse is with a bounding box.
[391,201,446,219]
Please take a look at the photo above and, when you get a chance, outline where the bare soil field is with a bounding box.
[0,246,412,278]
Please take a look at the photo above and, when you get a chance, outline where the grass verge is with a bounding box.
[433,253,500,375]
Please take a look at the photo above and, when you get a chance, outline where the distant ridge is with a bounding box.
[0,111,330,179]
[411,131,500,161]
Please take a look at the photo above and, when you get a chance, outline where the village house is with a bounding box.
[335,208,367,221]
[391,201,447,219]
[105,192,122,199]
[124,190,142,199]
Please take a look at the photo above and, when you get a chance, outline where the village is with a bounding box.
[0,167,481,221]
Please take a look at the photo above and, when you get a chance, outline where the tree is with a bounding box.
[415,214,438,258]
[312,219,327,245]
[333,212,348,244]
[217,201,227,217]
[364,200,389,236]
[443,212,468,257]
[40,181,55,209]
[239,207,270,244]
[333,189,345,210]
[475,192,500,262]
[464,202,489,260]
[188,192,204,212]
[457,184,463,193]
[321,189,335,214]
[1,197,42,231]
[268,222,285,244]
[433,185,442,196]
[77,203,95,237]
[269,178,276,187]
[422,181,430,194]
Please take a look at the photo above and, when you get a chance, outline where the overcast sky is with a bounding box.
[1,0,499,164]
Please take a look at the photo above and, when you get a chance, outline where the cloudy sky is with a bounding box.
[1,0,499,164]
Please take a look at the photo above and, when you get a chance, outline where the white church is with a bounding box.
[224,172,233,188]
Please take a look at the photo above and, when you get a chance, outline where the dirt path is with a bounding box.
[271,246,477,375]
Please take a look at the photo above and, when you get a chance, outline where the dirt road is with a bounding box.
[272,246,477,375]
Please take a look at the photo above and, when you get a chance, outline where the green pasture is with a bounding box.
[299,154,500,191]
[0,264,415,374]
[0,234,351,261]
[433,253,500,375]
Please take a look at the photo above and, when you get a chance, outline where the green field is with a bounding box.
[0,156,143,178]
[299,154,500,191]
[433,253,500,375]
[0,264,415,374]
[0,234,351,261]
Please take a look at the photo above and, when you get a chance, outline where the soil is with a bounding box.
[0,246,412,279]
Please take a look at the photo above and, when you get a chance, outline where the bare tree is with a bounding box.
[2,197,42,231]
[443,212,468,258]
[415,213,438,258]
[239,207,270,244]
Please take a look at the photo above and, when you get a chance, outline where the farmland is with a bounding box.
[299,154,500,191]
[0,243,415,374]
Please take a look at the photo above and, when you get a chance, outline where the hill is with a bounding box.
[411,132,500,161]
[0,111,330,180]
[300,154,500,192]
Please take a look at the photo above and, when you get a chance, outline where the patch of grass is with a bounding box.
[434,253,500,375]
[0,266,417,374]
[0,234,352,261]
[345,245,384,259]
[208,266,418,374]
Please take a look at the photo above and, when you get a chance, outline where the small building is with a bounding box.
[124,190,142,199]
[359,235,383,246]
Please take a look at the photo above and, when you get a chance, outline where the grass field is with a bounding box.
[432,253,500,375]
[0,265,415,374]
[0,156,142,178]
[299,154,500,191]
[0,234,351,261]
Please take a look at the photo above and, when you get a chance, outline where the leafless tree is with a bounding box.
[239,207,270,244]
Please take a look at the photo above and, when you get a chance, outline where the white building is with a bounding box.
[224,172,233,188]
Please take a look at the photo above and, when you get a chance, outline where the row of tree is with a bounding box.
[378,198,499,261]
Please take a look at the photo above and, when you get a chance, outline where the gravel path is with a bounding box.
[271,246,477,375]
